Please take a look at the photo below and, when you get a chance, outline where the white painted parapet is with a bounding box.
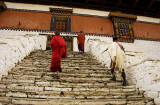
[84,35,160,105]
[0,30,47,80]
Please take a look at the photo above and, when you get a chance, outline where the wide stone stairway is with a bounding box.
[0,50,154,105]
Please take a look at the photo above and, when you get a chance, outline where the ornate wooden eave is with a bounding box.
[109,12,137,43]
[108,12,137,20]
[50,8,73,14]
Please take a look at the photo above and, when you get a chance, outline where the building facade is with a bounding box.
[0,2,160,41]
[0,1,160,104]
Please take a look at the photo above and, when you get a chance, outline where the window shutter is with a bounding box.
[65,17,71,32]
[50,16,56,31]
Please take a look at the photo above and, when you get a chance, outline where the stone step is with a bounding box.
[0,83,137,93]
[11,66,107,71]
[0,81,136,89]
[9,67,110,74]
[25,54,92,58]
[1,78,123,86]
[2,90,141,99]
[17,62,103,67]
[0,50,153,104]
[0,84,137,93]
[4,73,113,79]
[2,75,114,82]
[0,97,11,104]
[17,62,104,66]
[0,97,150,105]
[3,72,111,79]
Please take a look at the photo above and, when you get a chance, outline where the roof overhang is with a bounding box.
[2,0,160,18]
[109,12,137,19]
[0,2,7,11]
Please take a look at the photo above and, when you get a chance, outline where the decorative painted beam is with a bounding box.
[108,12,137,19]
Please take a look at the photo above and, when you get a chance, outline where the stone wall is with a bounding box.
[79,35,160,104]
[71,15,114,35]
[0,30,47,80]
[0,10,52,30]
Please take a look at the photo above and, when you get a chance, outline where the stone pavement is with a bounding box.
[0,50,154,105]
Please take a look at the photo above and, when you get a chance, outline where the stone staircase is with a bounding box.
[0,50,154,105]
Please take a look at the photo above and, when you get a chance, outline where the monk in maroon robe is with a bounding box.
[50,31,67,79]
[77,30,85,53]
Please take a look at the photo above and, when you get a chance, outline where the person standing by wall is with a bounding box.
[77,30,85,53]
[50,31,67,79]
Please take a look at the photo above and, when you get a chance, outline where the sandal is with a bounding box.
[57,76,60,79]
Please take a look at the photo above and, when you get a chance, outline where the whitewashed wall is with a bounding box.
[73,35,160,104]
[0,30,47,80]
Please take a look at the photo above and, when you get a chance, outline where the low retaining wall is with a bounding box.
[0,30,47,79]
[83,36,160,105]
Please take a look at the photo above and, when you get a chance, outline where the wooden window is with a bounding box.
[55,19,66,32]
[50,8,72,32]
[111,17,135,42]
[111,16,136,43]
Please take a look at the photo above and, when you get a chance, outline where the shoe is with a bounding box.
[122,81,126,86]
[121,71,126,86]
[122,83,126,86]
[57,76,60,79]
[110,76,116,81]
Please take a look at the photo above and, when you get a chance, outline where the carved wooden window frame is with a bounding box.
[50,8,72,32]
[111,16,135,43]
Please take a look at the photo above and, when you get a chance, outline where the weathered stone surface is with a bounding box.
[6,92,27,98]
[145,91,159,98]
[154,97,160,105]
[0,50,154,104]
[85,37,160,105]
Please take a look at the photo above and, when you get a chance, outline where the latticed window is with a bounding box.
[50,8,72,32]
[109,12,136,43]
[111,17,135,42]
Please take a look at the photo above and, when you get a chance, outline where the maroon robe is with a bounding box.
[50,36,67,72]
[77,33,85,51]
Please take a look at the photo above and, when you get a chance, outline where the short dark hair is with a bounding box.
[113,36,117,41]
[55,31,60,36]
[80,30,83,33]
